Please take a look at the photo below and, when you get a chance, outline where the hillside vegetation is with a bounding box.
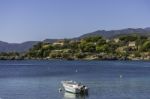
[0,27,150,53]
[25,35,150,60]
[0,34,150,60]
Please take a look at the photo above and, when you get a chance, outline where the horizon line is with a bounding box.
[1,26,150,44]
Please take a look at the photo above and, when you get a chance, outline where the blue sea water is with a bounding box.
[0,60,150,99]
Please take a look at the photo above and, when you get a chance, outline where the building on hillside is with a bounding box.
[53,40,64,46]
[114,38,119,43]
[128,42,136,47]
[70,40,80,44]
[106,39,110,42]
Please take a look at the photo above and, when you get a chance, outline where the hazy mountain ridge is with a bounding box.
[0,41,39,52]
[78,28,150,39]
[0,27,150,52]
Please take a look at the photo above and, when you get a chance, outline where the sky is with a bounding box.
[0,0,150,43]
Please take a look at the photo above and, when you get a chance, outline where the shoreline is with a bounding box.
[0,57,149,61]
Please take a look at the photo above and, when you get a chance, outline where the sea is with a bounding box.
[0,60,150,99]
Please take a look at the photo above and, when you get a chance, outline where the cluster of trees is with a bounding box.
[118,35,150,51]
[25,36,114,59]
[25,35,150,60]
[0,34,150,60]
[0,52,22,60]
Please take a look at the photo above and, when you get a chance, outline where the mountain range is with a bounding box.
[78,27,150,39]
[0,41,39,52]
[0,27,150,52]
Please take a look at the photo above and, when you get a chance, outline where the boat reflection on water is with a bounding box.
[63,92,88,99]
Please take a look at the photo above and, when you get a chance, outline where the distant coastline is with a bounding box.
[0,34,150,61]
[0,27,150,53]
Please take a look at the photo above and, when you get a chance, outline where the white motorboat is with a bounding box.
[61,80,88,94]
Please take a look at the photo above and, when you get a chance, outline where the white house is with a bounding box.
[128,41,136,47]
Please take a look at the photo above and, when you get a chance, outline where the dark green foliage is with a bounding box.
[96,44,109,52]
[97,39,106,46]
[80,42,96,52]
[84,36,102,42]
[25,35,150,60]
[119,35,138,42]
[1,35,150,60]
[0,52,20,60]
[32,42,43,50]
[141,41,150,51]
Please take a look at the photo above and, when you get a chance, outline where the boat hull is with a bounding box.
[65,85,81,93]
[62,81,88,94]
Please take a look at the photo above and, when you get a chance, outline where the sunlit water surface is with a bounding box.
[0,60,150,99]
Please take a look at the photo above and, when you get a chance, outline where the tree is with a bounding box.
[79,42,96,52]
[119,35,138,42]
[32,42,43,50]
[141,41,150,51]
[84,36,102,42]
[97,39,106,46]
[96,44,109,53]
[69,41,79,51]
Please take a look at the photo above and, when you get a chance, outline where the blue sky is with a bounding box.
[0,0,150,43]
